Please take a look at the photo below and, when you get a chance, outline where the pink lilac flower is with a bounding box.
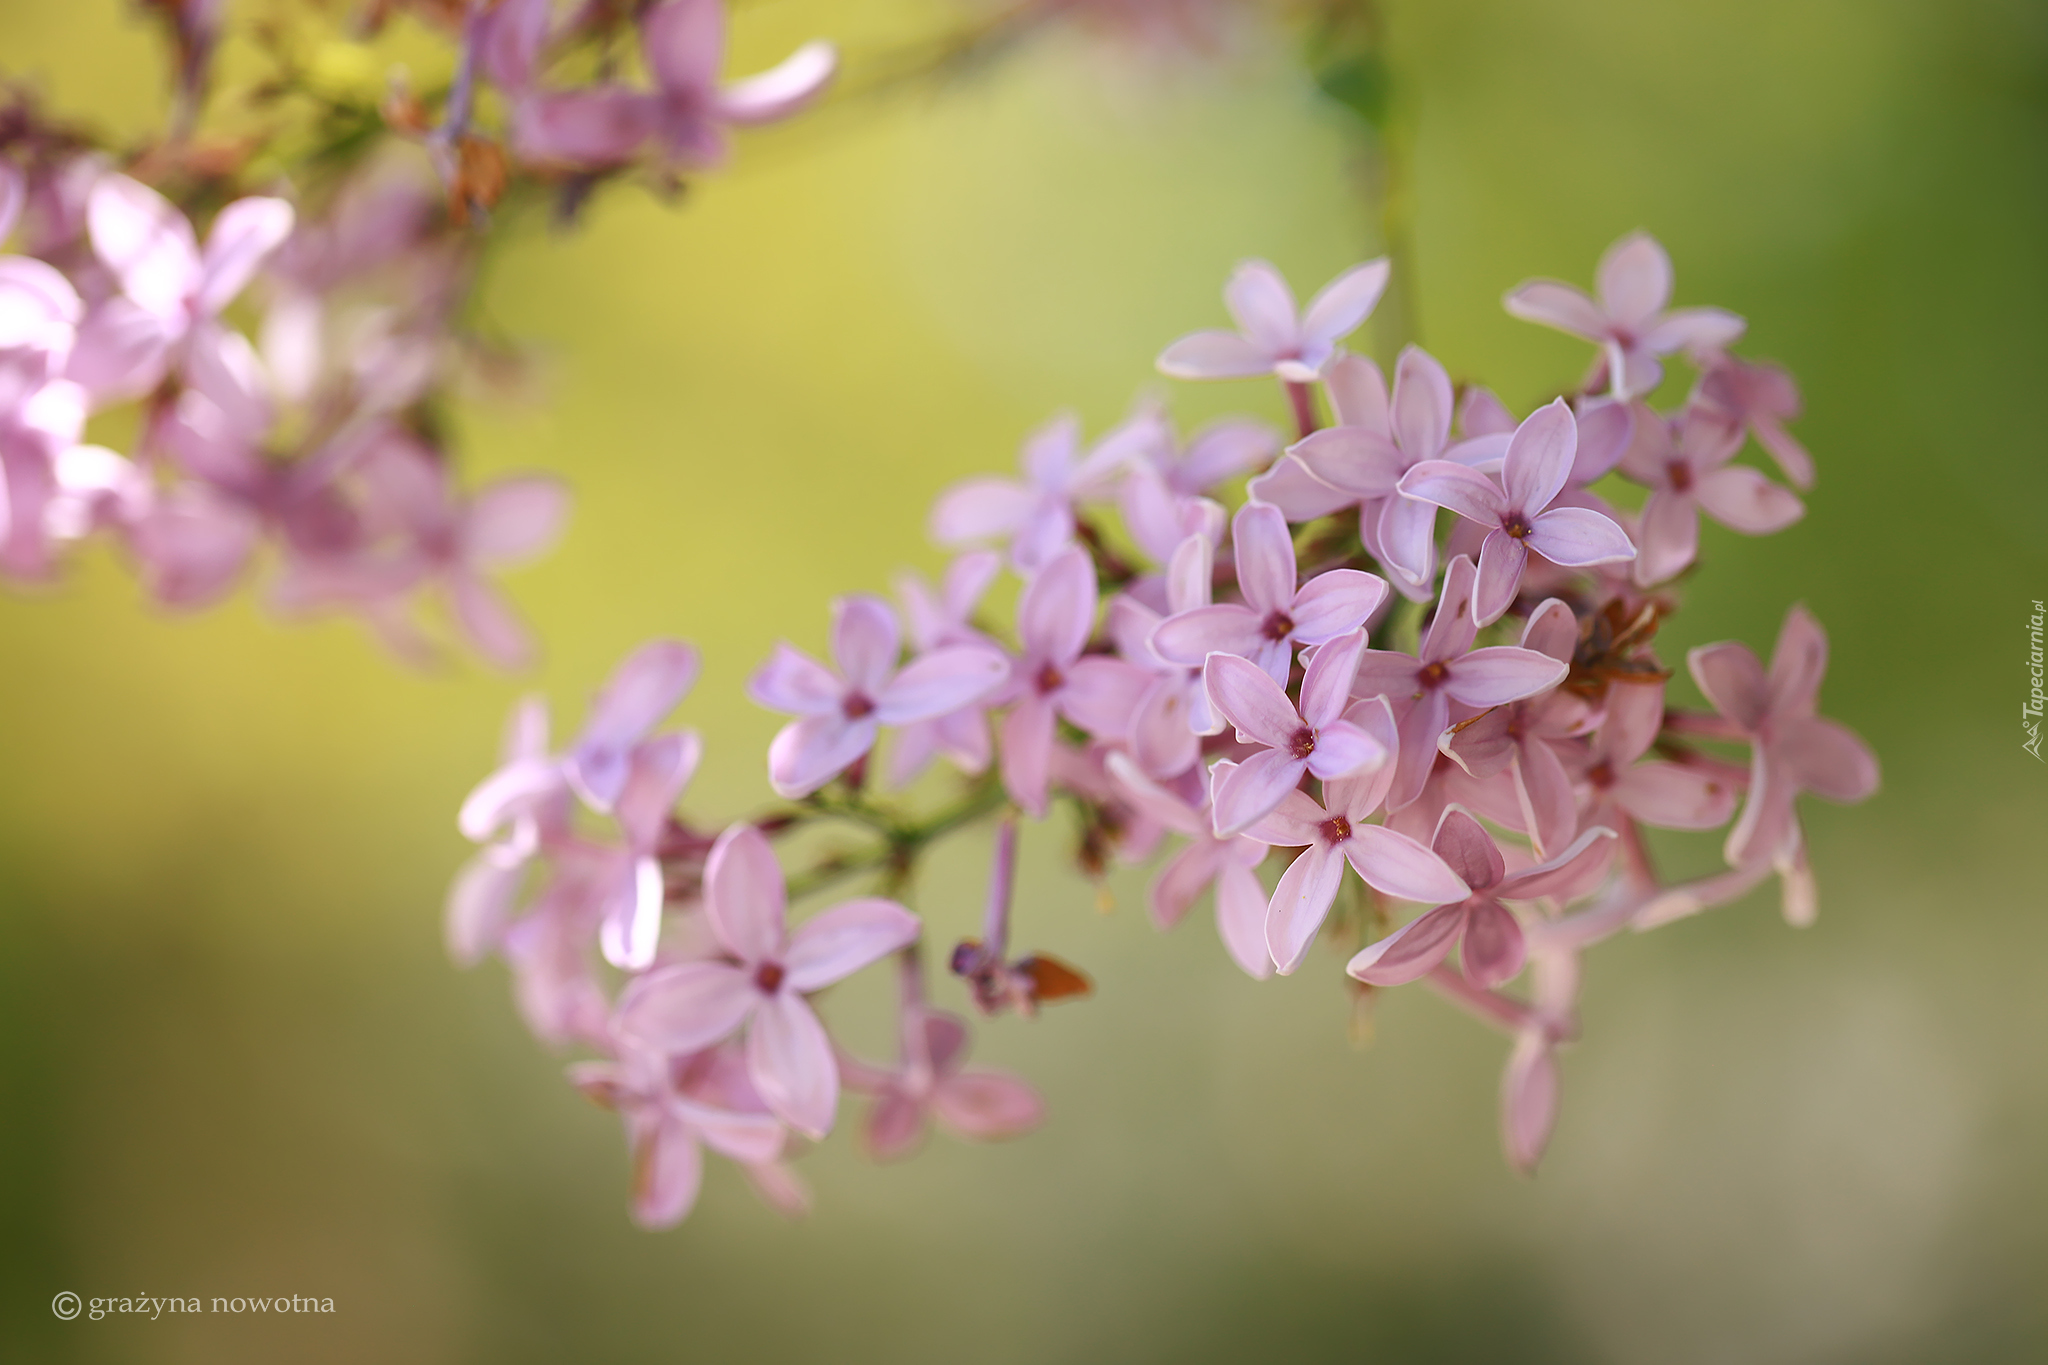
[1573,677,1740,842]
[1117,411,1270,564]
[842,1008,1044,1161]
[1502,231,1746,399]
[886,551,1007,786]
[1397,399,1637,626]
[750,594,1008,799]
[569,1048,785,1228]
[592,730,701,970]
[1258,348,1511,592]
[1688,604,1879,873]
[1350,554,1570,809]
[1151,501,1389,684]
[1621,407,1803,586]
[998,547,1153,817]
[447,695,558,966]
[345,430,571,667]
[1228,696,1472,974]
[1109,533,1222,780]
[82,173,293,394]
[1156,257,1390,383]
[1440,598,1596,857]
[931,411,1151,572]
[616,823,920,1138]
[1691,355,1814,490]
[511,0,837,172]
[1106,750,1273,978]
[1203,629,1387,837]
[1348,808,1616,990]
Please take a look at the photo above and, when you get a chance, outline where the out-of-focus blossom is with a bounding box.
[1106,751,1271,978]
[887,551,1007,786]
[1503,232,1745,398]
[1621,407,1803,586]
[1157,258,1389,384]
[843,1008,1043,1161]
[931,412,1151,572]
[617,824,920,1138]
[1692,355,1814,490]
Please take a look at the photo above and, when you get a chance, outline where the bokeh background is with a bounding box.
[3,0,2045,1360]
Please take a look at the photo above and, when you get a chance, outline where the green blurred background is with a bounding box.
[3,0,2045,1360]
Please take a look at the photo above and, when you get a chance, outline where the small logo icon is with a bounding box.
[52,1292,82,1321]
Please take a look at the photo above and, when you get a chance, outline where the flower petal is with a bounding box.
[1017,547,1096,664]
[1211,747,1308,838]
[929,476,1034,545]
[1778,715,1880,802]
[1156,330,1273,379]
[747,643,842,717]
[1299,627,1367,729]
[1265,843,1346,975]
[616,960,757,1054]
[1503,280,1606,340]
[1391,345,1454,460]
[704,823,787,962]
[1150,603,1262,667]
[1688,641,1769,731]
[88,174,199,321]
[748,992,839,1139]
[1633,488,1699,586]
[1229,502,1297,615]
[631,1111,704,1229]
[197,197,295,318]
[1501,1032,1559,1175]
[1288,569,1388,647]
[1223,259,1300,354]
[1204,652,1301,747]
[1246,452,1353,520]
[875,645,1007,725]
[1693,464,1804,535]
[999,693,1057,818]
[785,898,920,991]
[1502,399,1577,516]
[1525,506,1636,567]
[1595,232,1672,329]
[1301,258,1391,347]
[718,40,837,124]
[1345,823,1471,904]
[1306,718,1386,781]
[1346,903,1466,986]
[1398,460,1506,526]
[1461,900,1526,988]
[1444,646,1567,708]
[1430,806,1505,890]
[831,594,902,696]
[1215,859,1275,979]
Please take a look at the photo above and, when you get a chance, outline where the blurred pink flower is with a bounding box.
[1157,258,1389,383]
[843,1009,1043,1162]
[1621,408,1803,586]
[931,412,1150,571]
[1106,750,1271,978]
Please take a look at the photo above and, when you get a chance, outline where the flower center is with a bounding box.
[1261,610,1296,642]
[842,692,876,720]
[1319,814,1352,845]
[1666,459,1694,493]
[1586,760,1615,788]
[1418,660,1450,690]
[1288,726,1317,760]
[1502,513,1533,540]
[1034,661,1064,695]
[753,961,786,994]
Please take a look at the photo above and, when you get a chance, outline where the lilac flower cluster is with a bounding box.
[453,233,1877,1225]
[0,0,833,664]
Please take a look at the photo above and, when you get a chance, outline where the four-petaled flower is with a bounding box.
[749,594,1009,799]
[931,412,1151,572]
[1157,258,1391,384]
[842,1009,1044,1162]
[1203,629,1386,837]
[617,824,921,1138]
[1622,407,1803,587]
[1398,399,1637,626]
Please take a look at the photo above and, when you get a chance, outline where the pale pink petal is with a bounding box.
[1346,903,1466,986]
[704,823,787,962]
[466,475,570,565]
[88,174,199,321]
[1204,652,1301,747]
[1503,280,1606,339]
[1301,258,1391,346]
[1059,657,1154,738]
[1150,602,1263,667]
[1445,646,1567,708]
[999,693,1057,818]
[1501,399,1576,515]
[515,87,658,166]
[1375,494,1438,588]
[1246,453,1353,520]
[1768,604,1830,717]
[1688,641,1769,730]
[577,639,701,782]
[1212,747,1309,838]
[1289,569,1388,646]
[1643,307,1746,356]
[1295,629,1363,730]
[748,643,843,717]
[196,197,295,317]
[1391,345,1454,459]
[641,0,723,95]
[451,573,535,669]
[1345,824,1471,904]
[615,731,702,850]
[1501,1032,1559,1175]
[1264,843,1346,975]
[1778,716,1880,802]
[1386,689,1451,810]
[1431,807,1506,890]
[1156,330,1273,380]
[677,1098,786,1165]
[1569,396,1634,484]
[1229,502,1297,615]
[874,645,1007,725]
[748,992,839,1139]
[831,595,901,696]
[1693,465,1804,535]
[933,1072,1045,1140]
[767,712,877,798]
[785,898,920,991]
[616,960,756,1053]
[1241,786,1328,847]
[1179,419,1279,489]
[1600,679,1666,767]
[1398,460,1506,526]
[929,476,1034,545]
[1420,554,1481,662]
[1497,825,1618,901]
[1459,386,1517,438]
[631,1113,704,1229]
[458,758,560,841]
[1595,232,1673,329]
[1325,350,1392,431]
[717,41,837,124]
[65,297,171,402]
[1223,260,1299,353]
[1513,740,1578,860]
[445,848,523,966]
[1615,762,1739,829]
[1151,842,1219,929]
[1131,677,1202,780]
[1520,598,1578,664]
[1633,488,1699,586]
[1018,547,1095,664]
[1350,650,1422,704]
[1306,718,1385,781]
[1215,859,1274,979]
[867,1090,927,1162]
[1726,750,1796,869]
[598,854,667,970]
[1525,506,1636,567]
[1461,900,1526,988]
[1445,706,1515,780]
